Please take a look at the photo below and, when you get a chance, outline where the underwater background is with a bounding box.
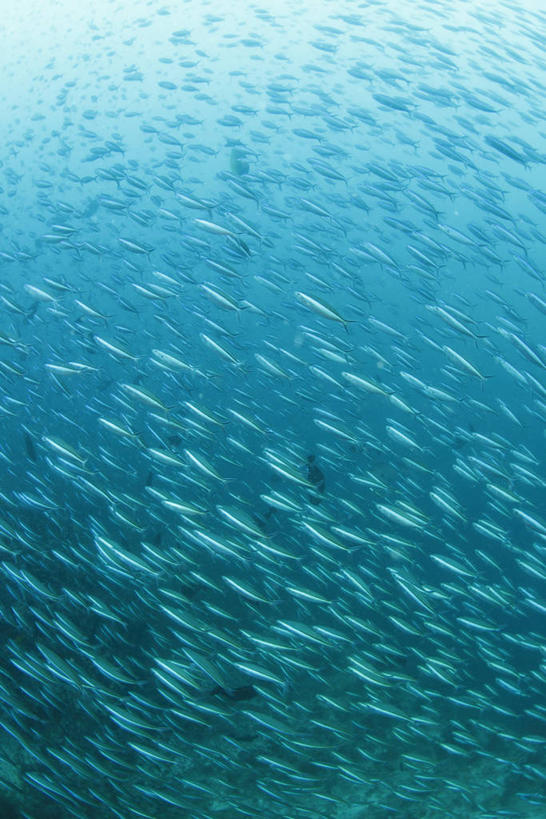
[1,0,546,816]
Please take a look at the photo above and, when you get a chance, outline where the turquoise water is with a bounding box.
[1,0,546,816]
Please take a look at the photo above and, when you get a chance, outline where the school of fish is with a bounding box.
[1,0,546,816]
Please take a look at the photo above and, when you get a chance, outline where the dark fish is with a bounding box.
[307,454,325,504]
[23,430,37,462]
[209,684,257,701]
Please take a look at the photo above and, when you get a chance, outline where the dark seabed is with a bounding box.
[1,0,546,817]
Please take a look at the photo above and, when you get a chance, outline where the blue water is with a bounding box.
[1,0,546,817]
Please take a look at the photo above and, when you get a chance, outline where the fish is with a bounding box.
[2,2,546,817]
